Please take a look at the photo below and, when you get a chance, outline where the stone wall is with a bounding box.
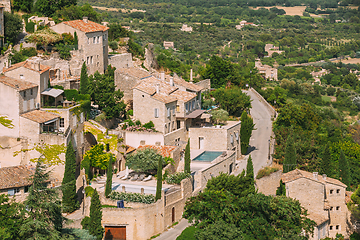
[108,53,133,69]
[164,127,187,146]
[256,170,282,196]
[125,131,164,148]
[0,0,11,12]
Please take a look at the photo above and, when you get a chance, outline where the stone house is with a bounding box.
[282,169,350,239]
[180,24,192,32]
[0,165,35,202]
[0,0,10,12]
[163,41,174,49]
[255,60,278,80]
[51,17,109,75]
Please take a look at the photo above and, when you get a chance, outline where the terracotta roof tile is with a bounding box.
[134,76,178,95]
[170,89,197,102]
[0,75,38,91]
[282,169,347,188]
[0,165,35,189]
[21,110,59,123]
[3,60,51,74]
[172,76,203,92]
[63,20,109,33]
[137,145,176,157]
[116,67,151,79]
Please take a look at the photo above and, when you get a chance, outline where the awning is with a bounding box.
[185,109,206,119]
[41,88,64,98]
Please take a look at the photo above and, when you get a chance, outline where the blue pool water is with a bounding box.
[193,151,223,162]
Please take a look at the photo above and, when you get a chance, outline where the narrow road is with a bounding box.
[153,219,190,240]
[238,90,273,175]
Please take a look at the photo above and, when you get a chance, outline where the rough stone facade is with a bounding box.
[0,0,10,12]
[108,53,133,70]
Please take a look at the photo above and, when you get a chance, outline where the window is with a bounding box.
[185,103,189,113]
[60,118,64,128]
[192,100,195,110]
[330,206,333,211]
[330,190,334,194]
[30,88,33,95]
[336,206,340,210]
[337,189,340,194]
[87,57,89,64]
[154,108,159,118]
[330,226,333,230]
[230,134,234,144]
[20,74,24,80]
[8,188,20,196]
[176,105,180,112]
[167,107,170,117]
[88,38,90,44]
[172,106,176,115]
[23,90,26,98]
[235,132,239,141]
[97,36,100,43]
[93,37,96,43]
[172,121,174,130]
[336,225,339,230]
[91,56,93,64]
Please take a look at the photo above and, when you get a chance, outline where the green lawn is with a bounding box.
[322,95,332,102]
[177,226,197,240]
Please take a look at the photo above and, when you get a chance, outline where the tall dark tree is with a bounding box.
[276,180,286,196]
[74,31,78,50]
[320,142,332,176]
[283,133,297,173]
[105,155,113,198]
[4,12,23,45]
[246,155,254,185]
[62,141,78,213]
[155,156,163,201]
[184,139,191,174]
[13,0,34,12]
[339,150,350,189]
[202,55,234,88]
[0,194,24,240]
[240,111,255,155]
[19,158,65,239]
[80,62,89,95]
[89,189,104,240]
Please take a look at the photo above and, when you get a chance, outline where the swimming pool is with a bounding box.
[193,151,223,162]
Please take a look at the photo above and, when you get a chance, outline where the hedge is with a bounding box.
[109,191,155,204]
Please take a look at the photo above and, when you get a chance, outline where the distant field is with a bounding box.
[92,6,146,13]
[322,96,332,102]
[333,58,360,64]
[250,6,306,16]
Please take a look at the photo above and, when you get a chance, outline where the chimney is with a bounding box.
[37,62,41,71]
[170,77,174,86]
[156,83,160,94]
[160,72,165,82]
[313,172,318,180]
[83,17,88,23]
[190,69,193,82]
[322,174,327,180]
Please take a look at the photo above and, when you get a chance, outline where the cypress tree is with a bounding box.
[184,139,191,174]
[339,150,350,189]
[240,111,255,155]
[155,156,163,201]
[246,155,254,185]
[320,142,332,176]
[283,133,296,173]
[62,141,79,213]
[89,189,104,240]
[74,31,78,50]
[276,180,286,196]
[80,62,89,95]
[105,155,113,198]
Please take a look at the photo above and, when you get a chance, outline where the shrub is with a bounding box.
[143,121,155,129]
[256,166,280,179]
[165,172,191,185]
[109,191,155,204]
[127,109,133,116]
[85,186,94,197]
[52,85,64,90]
[64,89,79,101]
[81,216,91,230]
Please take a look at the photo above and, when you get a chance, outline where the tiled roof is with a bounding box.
[0,75,38,91]
[3,60,51,74]
[116,67,151,79]
[21,110,59,123]
[282,169,347,188]
[307,212,329,226]
[0,165,35,189]
[63,20,109,33]
[152,93,177,104]
[170,89,197,102]
[135,76,178,95]
[137,145,176,157]
[172,76,203,92]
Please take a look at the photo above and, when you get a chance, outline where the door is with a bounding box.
[172,207,175,223]
[104,226,126,240]
[199,137,204,149]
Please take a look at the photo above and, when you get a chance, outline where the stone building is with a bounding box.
[180,24,192,32]
[0,0,10,12]
[282,169,350,239]
[163,41,174,49]
[51,17,109,75]
[255,60,278,81]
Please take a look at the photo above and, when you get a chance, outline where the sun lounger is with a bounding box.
[131,174,139,181]
[143,175,152,182]
[138,174,145,181]
[120,174,130,180]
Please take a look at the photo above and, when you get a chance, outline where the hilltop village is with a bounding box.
[1,0,360,239]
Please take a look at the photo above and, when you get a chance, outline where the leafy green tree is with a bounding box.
[240,111,255,155]
[89,66,126,119]
[185,139,191,174]
[82,144,113,170]
[108,23,129,41]
[54,4,101,22]
[62,142,78,213]
[128,39,144,56]
[109,41,119,52]
[194,219,244,240]
[283,133,297,173]
[105,155,113,198]
[155,156,163,201]
[13,0,34,12]
[0,116,14,128]
[211,108,228,125]
[126,148,166,174]
[80,62,89,95]
[212,87,251,117]
[4,12,23,45]
[89,189,104,240]
[35,0,77,17]
[276,180,286,196]
[246,155,254,185]
[339,150,350,189]
[202,55,233,88]
[19,159,65,239]
[0,195,24,240]
[320,142,333,177]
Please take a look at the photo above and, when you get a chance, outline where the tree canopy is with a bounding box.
[4,12,23,45]
[126,148,167,174]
